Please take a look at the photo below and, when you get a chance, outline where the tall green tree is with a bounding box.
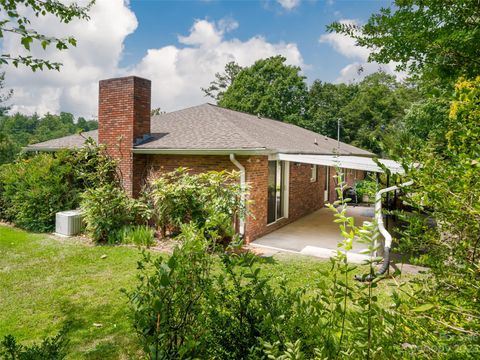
[218,56,308,123]
[0,0,93,71]
[304,80,358,139]
[202,61,242,102]
[305,72,417,155]
[328,0,480,85]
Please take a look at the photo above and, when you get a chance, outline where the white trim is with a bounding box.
[277,153,404,174]
[283,161,290,219]
[229,154,246,237]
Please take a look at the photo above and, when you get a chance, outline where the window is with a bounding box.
[267,160,287,224]
[310,164,317,182]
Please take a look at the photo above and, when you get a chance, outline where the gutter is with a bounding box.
[356,180,414,281]
[229,154,246,237]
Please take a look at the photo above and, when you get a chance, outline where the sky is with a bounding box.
[2,0,395,118]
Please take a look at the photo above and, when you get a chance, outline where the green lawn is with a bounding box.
[0,225,337,359]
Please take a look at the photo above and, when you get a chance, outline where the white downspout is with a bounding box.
[375,180,413,250]
[229,154,246,237]
[356,180,413,281]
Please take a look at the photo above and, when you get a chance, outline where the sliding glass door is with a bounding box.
[267,160,286,224]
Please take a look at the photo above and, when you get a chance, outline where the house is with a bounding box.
[28,76,401,243]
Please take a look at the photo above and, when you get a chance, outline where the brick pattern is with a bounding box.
[328,167,366,203]
[143,155,328,242]
[98,76,151,196]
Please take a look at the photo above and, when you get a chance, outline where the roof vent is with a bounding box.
[314,138,318,145]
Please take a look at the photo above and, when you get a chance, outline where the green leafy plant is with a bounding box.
[144,168,246,242]
[80,183,144,243]
[116,225,155,247]
[0,327,69,360]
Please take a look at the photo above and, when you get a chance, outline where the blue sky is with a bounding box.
[123,0,390,83]
[4,0,395,117]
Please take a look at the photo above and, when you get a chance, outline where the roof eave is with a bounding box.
[131,148,274,155]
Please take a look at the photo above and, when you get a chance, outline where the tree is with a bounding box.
[305,72,417,155]
[304,80,358,139]
[341,72,417,154]
[328,0,480,85]
[0,0,93,71]
[0,112,98,165]
[218,56,308,123]
[202,61,242,102]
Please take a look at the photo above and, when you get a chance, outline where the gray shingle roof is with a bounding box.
[27,104,372,156]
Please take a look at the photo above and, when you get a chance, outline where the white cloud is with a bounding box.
[2,0,137,117]
[276,0,301,11]
[319,19,403,83]
[132,19,304,111]
[2,2,304,117]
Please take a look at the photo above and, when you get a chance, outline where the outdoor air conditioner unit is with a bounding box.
[55,210,83,236]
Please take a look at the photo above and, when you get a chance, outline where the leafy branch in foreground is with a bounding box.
[0,0,94,71]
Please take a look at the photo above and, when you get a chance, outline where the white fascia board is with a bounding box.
[277,154,404,174]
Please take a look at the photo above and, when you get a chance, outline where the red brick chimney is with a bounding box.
[98,76,151,196]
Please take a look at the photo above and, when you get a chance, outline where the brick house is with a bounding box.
[28,76,392,243]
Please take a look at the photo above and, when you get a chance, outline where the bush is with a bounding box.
[116,225,156,247]
[80,184,148,243]
[0,327,69,359]
[144,168,246,241]
[0,139,117,232]
[0,152,79,232]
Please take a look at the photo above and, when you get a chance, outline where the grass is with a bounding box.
[0,225,334,359]
[0,224,413,359]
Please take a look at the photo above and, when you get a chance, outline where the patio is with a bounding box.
[251,206,375,263]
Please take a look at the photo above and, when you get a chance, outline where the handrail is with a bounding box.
[356,180,413,281]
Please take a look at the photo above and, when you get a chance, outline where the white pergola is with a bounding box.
[276,154,404,174]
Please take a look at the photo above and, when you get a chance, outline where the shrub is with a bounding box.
[144,168,246,241]
[116,225,156,247]
[0,151,79,232]
[0,139,118,232]
[0,327,69,359]
[124,224,213,359]
[81,184,134,243]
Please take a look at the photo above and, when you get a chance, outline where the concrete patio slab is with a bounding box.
[250,206,375,263]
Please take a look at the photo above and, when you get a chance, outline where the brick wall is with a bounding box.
[98,76,151,196]
[327,167,366,203]
[142,155,327,242]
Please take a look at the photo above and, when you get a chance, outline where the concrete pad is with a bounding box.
[253,206,374,253]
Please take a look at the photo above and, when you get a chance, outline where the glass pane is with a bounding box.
[276,161,284,219]
[267,161,277,224]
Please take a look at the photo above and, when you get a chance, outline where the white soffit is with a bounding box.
[277,154,405,174]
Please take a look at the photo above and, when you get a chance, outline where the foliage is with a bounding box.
[80,183,148,243]
[0,327,69,360]
[115,225,156,247]
[303,79,358,140]
[354,178,377,202]
[0,139,116,232]
[0,151,79,231]
[0,112,98,165]
[381,96,450,157]
[219,56,308,124]
[328,0,480,85]
[0,0,93,71]
[305,72,417,154]
[124,225,213,360]
[201,61,242,102]
[144,168,246,241]
[404,77,480,266]
[0,72,12,116]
